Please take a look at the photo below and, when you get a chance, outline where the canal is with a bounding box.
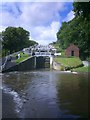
[1,69,89,118]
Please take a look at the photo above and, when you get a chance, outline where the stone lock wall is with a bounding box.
[2,56,50,73]
[36,56,50,69]
[2,57,35,73]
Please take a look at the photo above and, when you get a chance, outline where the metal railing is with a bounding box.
[1,56,8,71]
[34,52,51,57]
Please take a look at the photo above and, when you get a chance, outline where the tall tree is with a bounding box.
[73,2,90,19]
[56,2,90,60]
[2,27,30,53]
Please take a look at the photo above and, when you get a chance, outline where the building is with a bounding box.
[65,44,79,57]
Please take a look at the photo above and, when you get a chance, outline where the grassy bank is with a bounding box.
[16,53,30,63]
[54,57,83,70]
[72,66,90,72]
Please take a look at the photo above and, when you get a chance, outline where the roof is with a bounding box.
[66,44,79,51]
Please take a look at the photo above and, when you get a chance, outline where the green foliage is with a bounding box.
[0,38,2,58]
[73,2,90,19]
[87,57,90,62]
[26,40,38,47]
[60,65,64,71]
[57,2,90,60]
[72,66,90,72]
[2,27,29,53]
[53,43,62,53]
[61,51,65,57]
[2,49,9,57]
[2,27,38,55]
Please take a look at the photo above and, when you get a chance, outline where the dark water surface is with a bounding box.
[1,70,89,118]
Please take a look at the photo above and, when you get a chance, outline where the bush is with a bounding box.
[87,57,90,62]
[60,66,64,71]
[72,66,90,72]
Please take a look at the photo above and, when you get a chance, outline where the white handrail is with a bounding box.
[1,56,8,69]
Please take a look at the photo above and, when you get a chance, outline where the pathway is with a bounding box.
[82,61,90,67]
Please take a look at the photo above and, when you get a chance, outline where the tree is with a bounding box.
[73,2,90,19]
[56,2,90,60]
[26,40,38,47]
[2,27,30,53]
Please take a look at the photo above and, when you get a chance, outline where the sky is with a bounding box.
[0,1,75,45]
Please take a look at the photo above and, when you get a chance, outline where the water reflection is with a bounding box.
[56,73,88,118]
[2,70,89,118]
[2,72,34,93]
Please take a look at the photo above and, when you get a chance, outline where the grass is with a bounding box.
[54,57,83,69]
[61,51,65,57]
[16,53,30,64]
[72,66,90,72]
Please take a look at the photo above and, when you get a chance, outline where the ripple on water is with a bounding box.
[2,84,23,113]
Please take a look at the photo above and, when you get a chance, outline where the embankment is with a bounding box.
[53,57,83,71]
[2,57,35,73]
[2,56,50,73]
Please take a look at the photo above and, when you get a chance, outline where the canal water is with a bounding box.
[1,70,89,118]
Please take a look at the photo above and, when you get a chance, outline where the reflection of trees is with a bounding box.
[2,72,33,93]
[56,74,88,118]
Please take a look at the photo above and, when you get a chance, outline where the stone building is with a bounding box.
[65,44,79,57]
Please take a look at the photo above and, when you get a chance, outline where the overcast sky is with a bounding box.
[0,2,75,45]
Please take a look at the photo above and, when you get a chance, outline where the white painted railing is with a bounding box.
[1,56,8,70]
[35,52,51,57]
